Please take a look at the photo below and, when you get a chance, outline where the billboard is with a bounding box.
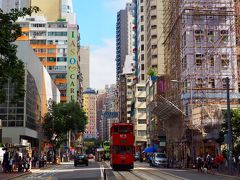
[67,25,78,102]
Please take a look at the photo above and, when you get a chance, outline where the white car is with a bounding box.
[151,153,168,167]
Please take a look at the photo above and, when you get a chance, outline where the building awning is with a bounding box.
[149,95,185,121]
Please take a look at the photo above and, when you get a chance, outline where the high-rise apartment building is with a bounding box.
[80,46,90,91]
[98,85,118,141]
[83,88,97,139]
[2,0,82,104]
[16,15,81,103]
[1,0,30,12]
[96,91,107,140]
[116,3,135,80]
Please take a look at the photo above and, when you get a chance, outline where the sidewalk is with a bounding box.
[189,167,240,180]
[0,163,56,180]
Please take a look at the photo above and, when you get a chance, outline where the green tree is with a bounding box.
[43,101,88,163]
[0,7,40,103]
[218,109,240,155]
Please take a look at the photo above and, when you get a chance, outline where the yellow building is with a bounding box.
[31,0,61,21]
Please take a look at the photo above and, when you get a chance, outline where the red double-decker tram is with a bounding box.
[110,123,134,170]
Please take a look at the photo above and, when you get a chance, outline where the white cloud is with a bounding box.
[90,38,116,90]
[103,0,132,13]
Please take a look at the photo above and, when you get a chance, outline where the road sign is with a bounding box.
[103,112,118,118]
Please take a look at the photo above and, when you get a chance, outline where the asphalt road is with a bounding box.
[14,160,103,180]
[13,160,239,180]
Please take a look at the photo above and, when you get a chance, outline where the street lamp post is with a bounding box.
[226,77,233,172]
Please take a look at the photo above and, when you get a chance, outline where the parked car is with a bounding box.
[74,154,88,166]
[134,152,140,161]
[151,153,168,167]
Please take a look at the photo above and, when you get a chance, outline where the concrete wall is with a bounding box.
[80,46,90,91]
[31,0,61,21]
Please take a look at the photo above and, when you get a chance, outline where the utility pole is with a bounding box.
[226,77,233,173]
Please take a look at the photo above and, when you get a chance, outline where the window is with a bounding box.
[152,35,157,39]
[209,79,215,88]
[221,54,229,67]
[141,35,144,41]
[138,108,146,113]
[47,57,56,62]
[141,16,144,22]
[138,119,146,124]
[182,31,187,46]
[141,64,144,71]
[182,56,187,71]
[141,45,144,51]
[48,32,67,36]
[210,55,215,67]
[141,74,144,81]
[151,6,157,10]
[141,6,143,12]
[152,45,157,49]
[138,98,146,102]
[208,30,214,43]
[47,49,55,54]
[152,54,157,59]
[138,130,146,136]
[151,25,157,29]
[194,29,203,43]
[31,23,46,27]
[141,54,144,61]
[196,78,203,88]
[138,87,145,91]
[220,30,228,42]
[195,54,204,66]
[151,15,157,20]
[141,25,144,32]
[57,57,67,62]
[222,78,227,89]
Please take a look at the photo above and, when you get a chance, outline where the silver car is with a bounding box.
[152,153,168,167]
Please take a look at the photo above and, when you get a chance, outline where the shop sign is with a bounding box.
[67,25,78,102]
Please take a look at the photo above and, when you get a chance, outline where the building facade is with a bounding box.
[16,14,81,103]
[96,91,107,140]
[0,41,60,149]
[159,0,239,161]
[80,46,90,91]
[83,88,97,139]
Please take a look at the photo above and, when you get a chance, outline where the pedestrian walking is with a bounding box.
[9,156,13,172]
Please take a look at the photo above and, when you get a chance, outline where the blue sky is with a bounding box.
[72,0,131,90]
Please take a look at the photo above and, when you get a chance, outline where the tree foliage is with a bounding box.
[43,101,88,149]
[0,7,40,103]
[218,109,240,155]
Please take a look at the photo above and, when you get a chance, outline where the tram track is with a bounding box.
[134,168,188,180]
[114,170,144,180]
[114,169,171,180]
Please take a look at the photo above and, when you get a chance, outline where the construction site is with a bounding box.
[159,0,240,164]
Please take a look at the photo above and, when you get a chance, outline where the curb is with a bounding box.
[190,168,239,180]
[214,172,240,180]
[6,165,56,180]
[6,171,32,180]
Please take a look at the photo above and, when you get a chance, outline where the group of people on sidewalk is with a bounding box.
[2,151,30,173]
[196,153,240,175]
[1,149,54,174]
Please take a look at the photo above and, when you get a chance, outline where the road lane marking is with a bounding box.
[100,164,105,180]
